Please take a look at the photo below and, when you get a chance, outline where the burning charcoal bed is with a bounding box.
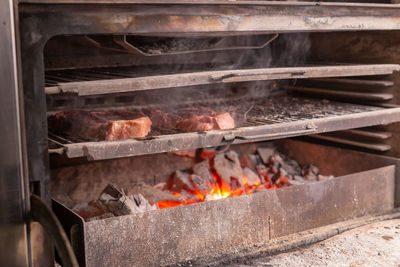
[51,139,400,266]
[72,144,333,221]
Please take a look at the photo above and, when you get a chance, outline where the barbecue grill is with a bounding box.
[3,1,400,266]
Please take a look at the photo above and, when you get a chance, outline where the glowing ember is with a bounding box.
[156,151,291,209]
[74,148,333,222]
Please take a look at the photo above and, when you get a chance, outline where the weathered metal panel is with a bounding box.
[0,1,30,266]
[19,0,400,183]
[59,106,400,161]
[276,139,400,206]
[18,2,400,37]
[268,166,395,239]
[78,165,394,267]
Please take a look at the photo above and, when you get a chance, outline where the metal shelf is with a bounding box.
[48,95,400,161]
[45,64,400,96]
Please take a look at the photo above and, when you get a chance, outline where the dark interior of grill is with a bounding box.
[44,30,400,211]
[44,32,400,166]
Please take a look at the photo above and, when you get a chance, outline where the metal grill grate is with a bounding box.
[48,95,400,161]
[44,64,400,96]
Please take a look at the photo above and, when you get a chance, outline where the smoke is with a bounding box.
[45,33,311,113]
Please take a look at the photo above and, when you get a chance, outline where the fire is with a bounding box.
[156,149,294,210]
[157,167,289,209]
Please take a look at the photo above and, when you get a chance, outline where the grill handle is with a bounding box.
[211,70,306,82]
[223,128,317,142]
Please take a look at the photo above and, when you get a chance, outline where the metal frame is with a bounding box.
[0,1,30,266]
[53,140,400,266]
[18,1,400,184]
[45,64,400,95]
[49,102,400,161]
[14,2,400,265]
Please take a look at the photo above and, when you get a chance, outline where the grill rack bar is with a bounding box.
[48,96,400,161]
[309,134,391,152]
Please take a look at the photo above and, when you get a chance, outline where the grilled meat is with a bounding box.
[48,110,152,141]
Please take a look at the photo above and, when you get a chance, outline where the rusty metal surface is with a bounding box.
[19,0,400,185]
[309,134,391,152]
[16,1,400,9]
[52,140,399,266]
[19,3,400,41]
[44,64,400,95]
[87,34,279,57]
[78,165,394,266]
[269,166,394,238]
[276,139,400,207]
[53,200,85,267]
[50,101,400,161]
[0,1,31,266]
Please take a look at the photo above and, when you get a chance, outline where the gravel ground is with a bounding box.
[230,219,400,267]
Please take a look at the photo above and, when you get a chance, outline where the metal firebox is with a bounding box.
[53,140,400,266]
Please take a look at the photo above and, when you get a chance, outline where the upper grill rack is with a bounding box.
[44,64,400,96]
[48,95,400,161]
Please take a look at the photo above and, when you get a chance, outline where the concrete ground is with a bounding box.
[231,219,400,267]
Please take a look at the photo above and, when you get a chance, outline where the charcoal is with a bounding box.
[192,160,216,186]
[153,182,167,191]
[275,176,290,186]
[243,168,261,187]
[73,201,105,221]
[304,173,318,182]
[129,194,158,213]
[256,164,274,183]
[278,167,288,178]
[281,158,302,176]
[125,183,183,204]
[301,164,320,181]
[214,150,243,186]
[256,164,268,177]
[168,170,196,192]
[302,164,320,176]
[97,184,153,216]
[269,154,284,167]
[271,166,279,174]
[293,175,306,183]
[189,174,212,195]
[179,190,202,202]
[230,178,243,191]
[257,147,276,164]
[240,154,259,170]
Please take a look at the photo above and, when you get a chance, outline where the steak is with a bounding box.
[48,110,152,141]
[176,115,215,132]
[142,108,180,129]
[144,107,235,132]
[213,112,235,130]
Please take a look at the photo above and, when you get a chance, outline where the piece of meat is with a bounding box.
[214,112,235,130]
[143,106,235,133]
[176,115,215,132]
[176,113,235,132]
[142,108,180,129]
[48,110,151,141]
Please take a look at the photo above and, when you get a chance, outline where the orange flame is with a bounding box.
[157,156,291,209]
